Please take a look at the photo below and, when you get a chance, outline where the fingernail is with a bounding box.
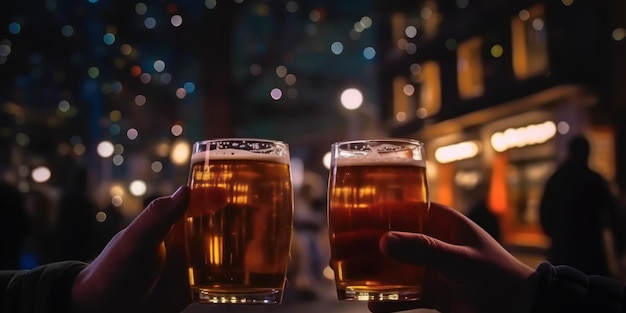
[380,232,403,256]
[385,232,403,249]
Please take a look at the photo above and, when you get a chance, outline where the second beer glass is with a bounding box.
[185,138,293,305]
[328,138,430,302]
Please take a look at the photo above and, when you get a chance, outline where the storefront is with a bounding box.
[417,85,615,251]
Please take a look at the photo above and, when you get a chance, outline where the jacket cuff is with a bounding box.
[4,261,88,313]
[532,261,625,313]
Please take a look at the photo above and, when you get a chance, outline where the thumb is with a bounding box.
[380,231,473,272]
[125,186,190,247]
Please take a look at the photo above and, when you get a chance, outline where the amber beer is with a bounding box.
[328,139,429,301]
[185,139,293,305]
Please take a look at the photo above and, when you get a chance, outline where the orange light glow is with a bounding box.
[130,65,142,77]
[488,152,508,215]
[437,163,454,207]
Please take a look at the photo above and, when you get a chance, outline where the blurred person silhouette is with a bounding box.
[4,188,626,312]
[0,179,29,270]
[539,134,624,277]
[56,166,98,262]
[20,189,59,269]
[465,181,502,242]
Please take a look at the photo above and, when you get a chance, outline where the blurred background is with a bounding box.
[1,0,626,309]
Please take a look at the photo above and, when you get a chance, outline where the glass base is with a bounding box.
[337,287,421,302]
[191,287,283,305]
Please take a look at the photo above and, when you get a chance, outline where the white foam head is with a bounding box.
[191,149,289,165]
[336,155,425,167]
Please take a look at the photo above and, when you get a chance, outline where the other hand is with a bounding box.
[71,186,191,313]
[368,202,537,313]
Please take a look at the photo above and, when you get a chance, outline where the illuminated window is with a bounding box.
[457,37,484,99]
[512,4,549,79]
[390,13,408,46]
[392,76,411,122]
[421,0,440,39]
[390,1,440,51]
[414,61,441,117]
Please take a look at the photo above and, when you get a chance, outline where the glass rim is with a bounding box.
[193,137,288,147]
[331,138,424,147]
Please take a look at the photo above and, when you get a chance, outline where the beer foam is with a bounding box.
[336,156,425,167]
[191,149,289,164]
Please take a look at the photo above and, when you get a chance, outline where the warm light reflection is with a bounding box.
[188,267,195,285]
[455,170,482,189]
[333,186,376,209]
[490,121,556,152]
[435,141,479,164]
[208,235,223,265]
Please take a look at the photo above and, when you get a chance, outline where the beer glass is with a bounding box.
[185,138,293,304]
[327,138,430,301]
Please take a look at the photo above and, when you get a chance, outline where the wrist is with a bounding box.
[511,261,540,313]
[47,261,88,313]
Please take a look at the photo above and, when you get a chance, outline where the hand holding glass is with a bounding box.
[184,138,293,305]
[327,139,430,301]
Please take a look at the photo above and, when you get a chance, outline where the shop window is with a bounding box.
[512,4,549,79]
[505,159,554,247]
[457,37,484,99]
[413,61,441,117]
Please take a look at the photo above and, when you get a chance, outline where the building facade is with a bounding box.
[377,0,626,252]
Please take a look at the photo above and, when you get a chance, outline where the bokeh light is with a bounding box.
[340,88,363,110]
[31,166,51,183]
[170,140,191,165]
[97,141,115,158]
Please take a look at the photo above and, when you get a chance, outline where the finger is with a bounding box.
[125,186,190,248]
[380,231,475,272]
[425,202,483,246]
[165,218,186,251]
[146,218,191,312]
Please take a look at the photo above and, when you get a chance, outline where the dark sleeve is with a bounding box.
[1,261,88,313]
[532,262,626,313]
